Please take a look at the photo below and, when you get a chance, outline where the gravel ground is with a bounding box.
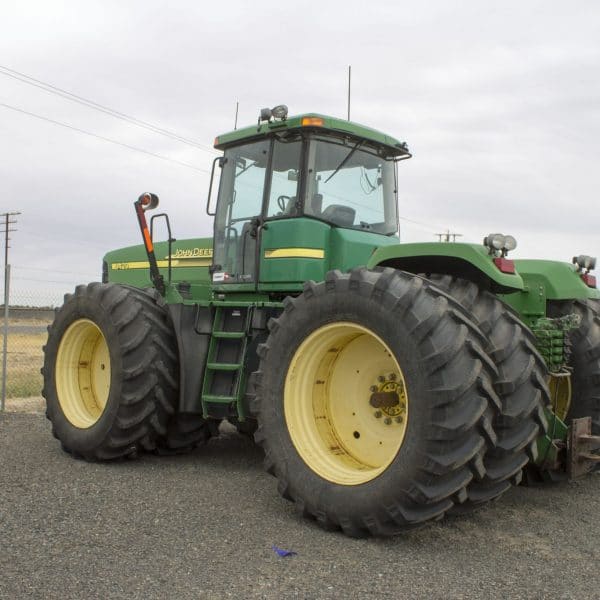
[1,412,600,600]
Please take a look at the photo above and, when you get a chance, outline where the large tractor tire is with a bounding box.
[427,275,549,503]
[154,413,213,454]
[548,298,600,432]
[42,283,180,460]
[252,268,500,537]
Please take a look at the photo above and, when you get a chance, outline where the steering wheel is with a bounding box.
[277,195,292,212]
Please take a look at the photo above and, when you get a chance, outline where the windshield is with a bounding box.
[305,137,397,235]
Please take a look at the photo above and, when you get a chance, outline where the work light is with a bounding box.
[573,255,597,271]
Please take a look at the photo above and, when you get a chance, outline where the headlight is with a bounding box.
[504,235,517,252]
[573,255,597,271]
[484,233,505,250]
[484,232,518,256]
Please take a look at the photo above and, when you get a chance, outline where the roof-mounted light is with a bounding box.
[301,116,324,127]
[259,104,289,124]
[271,104,288,120]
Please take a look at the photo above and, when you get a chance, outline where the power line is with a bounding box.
[0,64,218,154]
[399,215,446,235]
[0,102,210,173]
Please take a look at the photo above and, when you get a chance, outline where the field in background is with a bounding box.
[1,314,51,400]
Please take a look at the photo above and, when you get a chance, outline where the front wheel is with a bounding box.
[253,268,500,537]
[43,283,178,460]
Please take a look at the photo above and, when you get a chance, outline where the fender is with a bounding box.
[512,259,600,301]
[499,259,600,326]
[367,242,524,293]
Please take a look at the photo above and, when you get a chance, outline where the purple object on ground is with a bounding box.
[272,545,297,557]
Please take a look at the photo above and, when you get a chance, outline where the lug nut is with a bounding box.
[384,417,392,425]
[377,375,385,383]
[370,385,378,392]
[395,416,403,423]
[374,411,382,419]
[389,373,397,381]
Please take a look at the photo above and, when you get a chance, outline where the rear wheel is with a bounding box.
[548,299,600,432]
[427,276,549,504]
[43,283,178,460]
[253,268,500,537]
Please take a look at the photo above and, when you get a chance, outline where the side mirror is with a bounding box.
[206,156,227,216]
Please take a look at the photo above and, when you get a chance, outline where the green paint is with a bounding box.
[99,111,600,469]
[530,314,581,373]
[214,113,409,156]
[368,242,524,292]
[105,237,213,296]
[500,260,600,327]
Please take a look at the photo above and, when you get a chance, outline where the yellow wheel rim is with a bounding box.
[55,319,111,429]
[284,322,409,486]
[549,373,572,422]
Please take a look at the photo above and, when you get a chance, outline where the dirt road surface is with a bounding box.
[1,411,599,599]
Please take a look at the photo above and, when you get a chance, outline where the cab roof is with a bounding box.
[214,113,410,157]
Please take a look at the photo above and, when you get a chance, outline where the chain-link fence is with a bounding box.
[1,288,66,408]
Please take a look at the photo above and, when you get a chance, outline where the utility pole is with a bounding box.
[1,211,20,411]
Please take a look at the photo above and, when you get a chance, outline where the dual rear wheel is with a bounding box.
[253,268,548,536]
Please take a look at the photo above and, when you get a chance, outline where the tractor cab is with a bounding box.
[207,107,411,291]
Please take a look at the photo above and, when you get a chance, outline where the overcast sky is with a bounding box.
[1,0,599,304]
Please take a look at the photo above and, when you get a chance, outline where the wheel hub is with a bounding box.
[370,374,407,424]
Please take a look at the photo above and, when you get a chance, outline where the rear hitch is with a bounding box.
[568,417,600,479]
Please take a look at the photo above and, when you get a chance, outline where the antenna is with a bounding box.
[436,230,463,243]
[347,65,351,121]
[234,101,239,130]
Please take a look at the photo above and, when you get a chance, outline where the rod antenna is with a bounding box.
[347,65,351,121]
[234,101,239,130]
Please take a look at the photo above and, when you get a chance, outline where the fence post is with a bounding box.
[1,264,10,411]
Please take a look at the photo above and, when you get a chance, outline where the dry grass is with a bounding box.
[1,321,49,399]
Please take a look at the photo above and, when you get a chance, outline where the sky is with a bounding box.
[1,0,599,305]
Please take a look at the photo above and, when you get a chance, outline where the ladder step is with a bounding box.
[206,362,242,371]
[212,331,245,339]
[202,394,236,404]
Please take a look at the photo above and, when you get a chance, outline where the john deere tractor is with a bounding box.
[43,106,600,537]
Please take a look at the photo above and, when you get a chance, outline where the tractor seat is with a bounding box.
[321,204,356,227]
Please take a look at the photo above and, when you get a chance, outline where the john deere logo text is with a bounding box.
[170,247,213,259]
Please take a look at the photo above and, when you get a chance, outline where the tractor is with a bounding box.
[42,106,600,537]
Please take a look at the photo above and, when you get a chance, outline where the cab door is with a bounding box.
[212,140,270,285]
[212,135,304,287]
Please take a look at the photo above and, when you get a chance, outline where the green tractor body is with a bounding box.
[43,107,600,536]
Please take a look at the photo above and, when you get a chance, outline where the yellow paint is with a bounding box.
[284,322,408,486]
[55,319,111,429]
[171,247,213,259]
[264,248,325,259]
[549,373,572,421]
[111,258,211,270]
